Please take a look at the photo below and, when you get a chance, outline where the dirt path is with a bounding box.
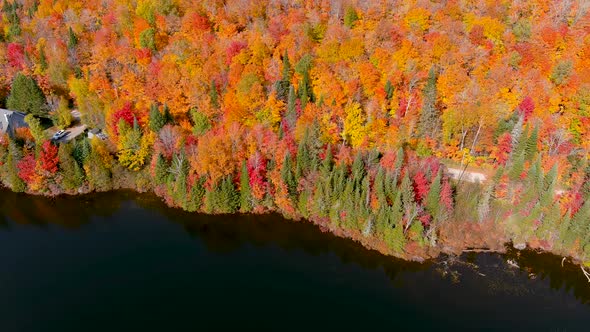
[446,167,487,183]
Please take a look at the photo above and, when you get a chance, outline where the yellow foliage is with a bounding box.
[342,102,367,148]
[404,7,431,32]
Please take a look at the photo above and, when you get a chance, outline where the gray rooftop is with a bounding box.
[0,108,29,137]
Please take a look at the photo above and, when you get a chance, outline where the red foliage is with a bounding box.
[248,152,267,200]
[17,154,37,184]
[39,141,59,175]
[518,96,534,121]
[412,171,429,202]
[111,102,136,136]
[469,25,485,46]
[440,179,453,212]
[7,43,25,68]
[495,132,512,166]
[419,213,431,227]
[225,41,247,65]
[189,13,211,31]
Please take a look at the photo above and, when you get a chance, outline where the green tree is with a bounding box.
[240,161,253,212]
[53,97,73,129]
[154,153,168,185]
[58,142,84,191]
[148,104,166,132]
[209,80,219,109]
[344,6,359,28]
[281,152,297,198]
[5,140,25,192]
[139,28,156,51]
[24,114,45,144]
[67,26,78,49]
[191,108,211,136]
[212,176,239,214]
[417,67,440,139]
[7,73,47,117]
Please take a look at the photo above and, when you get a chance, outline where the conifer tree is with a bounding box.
[418,67,440,139]
[186,177,205,212]
[282,153,297,198]
[154,153,168,185]
[425,170,442,220]
[148,104,165,133]
[240,161,253,212]
[67,26,78,49]
[5,140,25,192]
[285,85,297,131]
[7,73,47,117]
[525,125,538,162]
[209,80,219,109]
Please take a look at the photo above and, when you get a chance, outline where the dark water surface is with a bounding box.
[0,190,589,331]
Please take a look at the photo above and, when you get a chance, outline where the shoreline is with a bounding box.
[4,183,579,266]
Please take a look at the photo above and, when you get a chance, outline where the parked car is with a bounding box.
[52,130,67,141]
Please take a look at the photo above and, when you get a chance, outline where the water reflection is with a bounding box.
[1,188,589,305]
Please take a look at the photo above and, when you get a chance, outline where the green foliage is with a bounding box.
[285,85,297,130]
[551,60,573,86]
[240,161,252,212]
[24,114,45,144]
[513,19,531,42]
[149,104,166,132]
[58,142,85,191]
[209,80,219,109]
[425,170,441,219]
[524,126,538,162]
[344,6,359,28]
[190,108,211,136]
[139,28,156,51]
[67,26,78,49]
[7,73,47,117]
[186,177,206,212]
[281,153,297,198]
[418,67,440,139]
[52,97,73,129]
[385,80,394,100]
[154,153,168,185]
[210,176,240,214]
[5,140,25,192]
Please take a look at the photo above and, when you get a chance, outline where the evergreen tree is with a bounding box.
[213,176,239,214]
[191,108,211,136]
[525,125,538,162]
[285,85,297,130]
[186,177,206,212]
[5,140,25,192]
[58,142,84,191]
[7,73,47,117]
[351,152,365,188]
[295,137,311,180]
[67,26,78,49]
[282,152,297,198]
[385,80,394,100]
[154,153,168,185]
[209,80,219,109]
[239,161,253,212]
[148,103,165,133]
[275,52,291,102]
[375,167,387,208]
[417,67,440,139]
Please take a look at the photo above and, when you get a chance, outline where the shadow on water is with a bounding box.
[1,188,590,307]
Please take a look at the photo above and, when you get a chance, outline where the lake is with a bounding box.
[0,189,589,331]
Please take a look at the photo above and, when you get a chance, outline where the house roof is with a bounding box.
[0,108,28,136]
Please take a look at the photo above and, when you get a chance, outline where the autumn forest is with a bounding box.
[1,0,590,262]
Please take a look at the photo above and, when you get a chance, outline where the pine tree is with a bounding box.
[67,26,78,49]
[209,80,219,109]
[240,161,253,212]
[295,137,311,180]
[187,177,206,212]
[375,167,387,208]
[154,153,168,185]
[282,152,297,198]
[385,80,394,100]
[5,140,25,192]
[417,67,440,139]
[58,142,84,191]
[525,125,538,162]
[275,51,291,102]
[351,152,365,188]
[149,104,165,132]
[285,85,297,130]
[214,176,239,214]
[7,73,47,117]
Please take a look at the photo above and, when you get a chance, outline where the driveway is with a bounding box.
[51,110,87,143]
